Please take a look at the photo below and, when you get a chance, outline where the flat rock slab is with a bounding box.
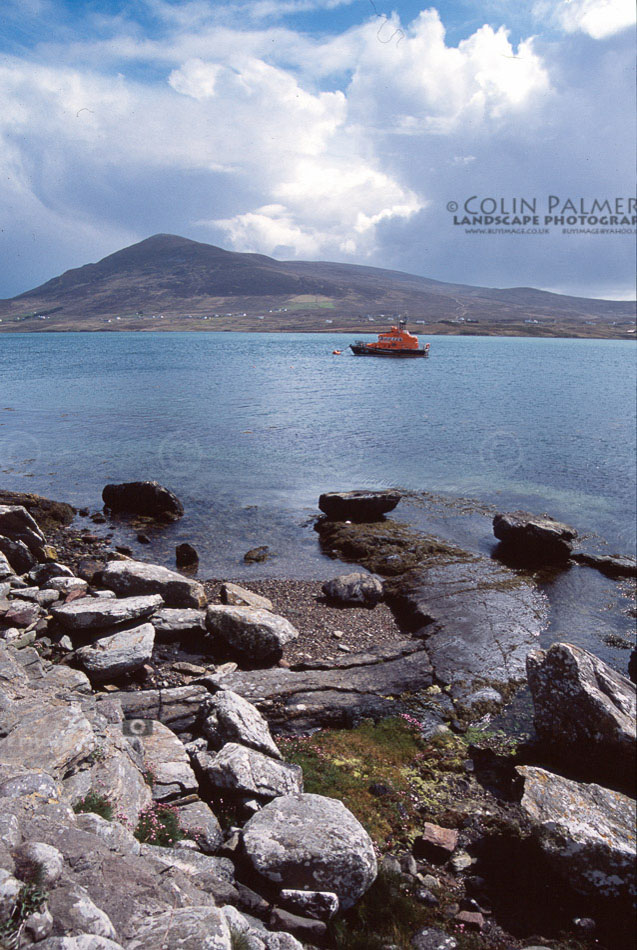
[206,605,298,662]
[76,623,155,681]
[197,743,303,800]
[151,607,207,641]
[112,684,211,734]
[220,583,274,612]
[318,490,401,522]
[209,639,432,732]
[493,511,577,564]
[139,720,198,800]
[127,906,231,950]
[242,793,377,910]
[527,642,636,787]
[517,765,636,901]
[52,595,163,633]
[388,557,547,694]
[0,700,95,779]
[571,551,637,578]
[97,559,206,608]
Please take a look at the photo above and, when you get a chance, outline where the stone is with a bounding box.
[321,572,384,606]
[411,929,458,950]
[198,743,302,800]
[1,599,40,627]
[414,824,458,862]
[15,841,64,885]
[176,799,223,854]
[74,813,141,856]
[243,545,271,563]
[24,907,54,941]
[52,594,163,633]
[242,793,377,910]
[37,938,125,949]
[152,607,207,641]
[279,889,339,920]
[206,606,299,662]
[571,551,637,578]
[0,869,22,918]
[140,720,198,800]
[220,583,274,612]
[30,562,75,584]
[0,535,36,573]
[47,884,118,940]
[204,689,282,759]
[318,490,401,522]
[76,623,155,681]
[527,643,636,786]
[102,481,184,521]
[269,907,327,942]
[517,765,636,900]
[176,542,199,567]
[449,852,473,873]
[44,576,89,594]
[454,910,484,930]
[127,906,231,949]
[493,511,577,563]
[37,589,61,606]
[0,701,95,779]
[97,559,206,608]
[112,684,211,734]
[0,505,47,559]
[0,551,15,580]
[138,845,236,901]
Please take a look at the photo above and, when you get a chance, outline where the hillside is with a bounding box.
[0,233,634,337]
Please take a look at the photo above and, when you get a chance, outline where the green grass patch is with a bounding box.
[73,791,113,821]
[134,803,185,847]
[284,299,335,310]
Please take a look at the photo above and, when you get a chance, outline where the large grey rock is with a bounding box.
[98,560,206,608]
[76,623,155,681]
[140,720,198,800]
[242,793,377,909]
[47,884,119,940]
[527,643,636,784]
[210,639,433,733]
[388,557,547,694]
[30,562,75,584]
[206,606,298,662]
[0,551,15,580]
[198,743,302,800]
[75,813,142,856]
[279,888,339,920]
[15,841,64,885]
[175,799,223,854]
[0,535,36,573]
[52,594,163,633]
[322,572,383,606]
[127,906,231,949]
[204,689,282,759]
[44,576,89,595]
[493,511,577,563]
[112,684,211,734]
[220,583,274,611]
[318,490,401,522]
[102,481,184,522]
[0,505,47,559]
[0,700,95,779]
[151,607,207,641]
[517,766,636,901]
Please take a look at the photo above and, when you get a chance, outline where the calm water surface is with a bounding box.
[1,332,635,671]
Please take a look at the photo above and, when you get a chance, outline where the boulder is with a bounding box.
[76,623,155,681]
[0,551,15,581]
[112,684,211,734]
[0,701,95,779]
[203,689,282,759]
[0,505,47,559]
[197,743,302,800]
[517,766,636,901]
[244,546,270,563]
[30,562,75,584]
[44,576,89,595]
[151,607,207,641]
[220,583,274,612]
[97,559,206,608]
[102,481,184,522]
[206,606,298,662]
[318,489,401,522]
[493,511,577,564]
[321,572,383,606]
[526,643,636,785]
[278,889,339,921]
[0,535,36,573]
[175,799,223,854]
[52,594,163,633]
[127,906,231,950]
[139,721,198,800]
[242,793,377,909]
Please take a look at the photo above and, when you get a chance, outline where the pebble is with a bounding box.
[337,644,350,653]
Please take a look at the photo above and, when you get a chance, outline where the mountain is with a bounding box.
[0,233,634,337]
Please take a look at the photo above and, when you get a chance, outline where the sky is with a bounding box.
[0,0,635,300]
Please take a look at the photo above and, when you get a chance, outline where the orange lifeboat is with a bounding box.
[350,319,429,357]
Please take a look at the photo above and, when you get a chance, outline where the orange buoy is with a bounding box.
[332,349,342,355]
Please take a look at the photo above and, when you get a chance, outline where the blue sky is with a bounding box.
[0,0,635,299]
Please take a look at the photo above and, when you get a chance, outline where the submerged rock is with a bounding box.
[318,489,401,522]
[526,642,636,787]
[517,766,636,902]
[102,481,184,522]
[493,511,577,564]
[571,551,637,578]
[242,793,377,910]
[176,542,199,568]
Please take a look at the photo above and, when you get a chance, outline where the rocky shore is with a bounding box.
[0,485,635,950]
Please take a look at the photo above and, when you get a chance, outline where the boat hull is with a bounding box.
[350,344,428,358]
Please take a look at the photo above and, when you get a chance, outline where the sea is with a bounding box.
[1,331,635,677]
